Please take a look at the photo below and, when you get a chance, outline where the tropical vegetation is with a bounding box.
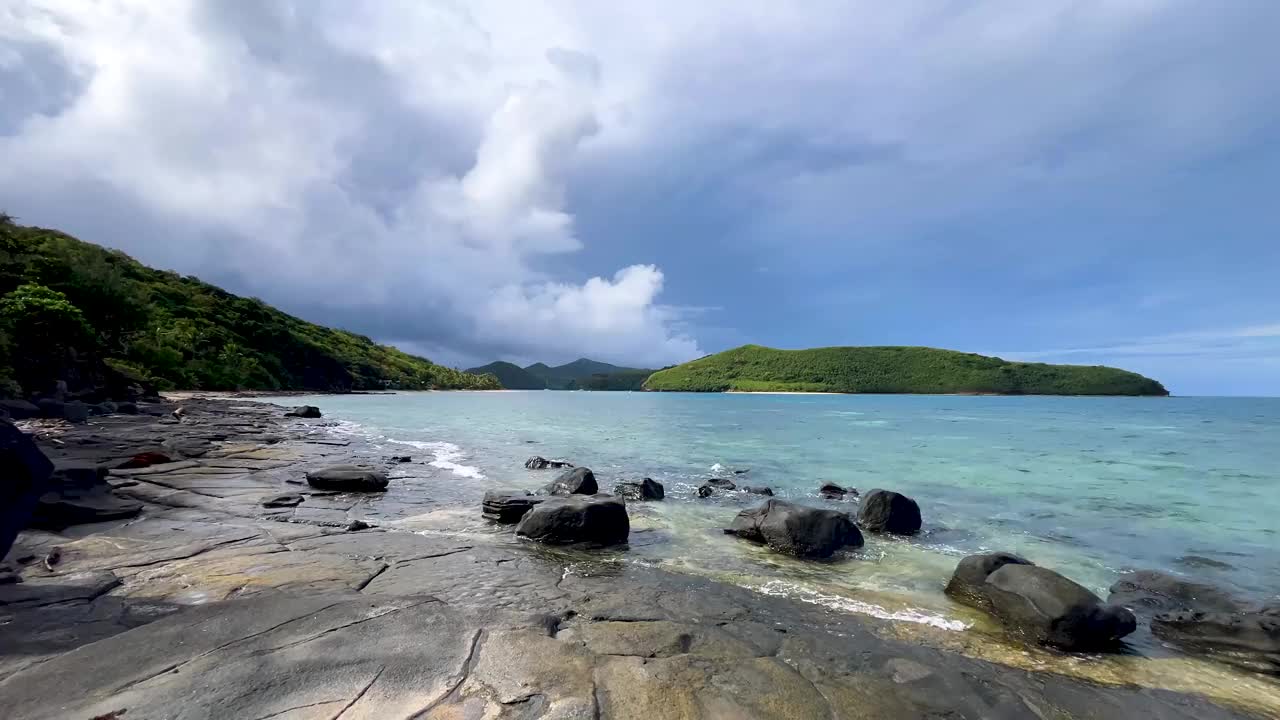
[0,217,499,395]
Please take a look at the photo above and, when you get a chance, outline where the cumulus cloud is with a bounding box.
[2,0,1278,381]
[0,0,700,367]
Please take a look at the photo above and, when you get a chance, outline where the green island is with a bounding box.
[643,344,1168,396]
[0,219,499,395]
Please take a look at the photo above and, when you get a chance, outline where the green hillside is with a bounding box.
[0,218,500,394]
[643,345,1168,396]
[466,361,547,390]
[523,358,654,390]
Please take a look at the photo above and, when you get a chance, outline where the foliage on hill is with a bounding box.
[466,361,547,390]
[642,345,1168,396]
[0,218,500,394]
[569,369,653,391]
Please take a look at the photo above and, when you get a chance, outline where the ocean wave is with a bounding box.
[752,580,970,631]
[393,439,485,479]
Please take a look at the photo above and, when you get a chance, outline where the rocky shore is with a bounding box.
[0,397,1272,719]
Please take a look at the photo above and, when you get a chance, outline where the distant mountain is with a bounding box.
[464,361,546,390]
[465,358,656,390]
[525,358,654,390]
[644,345,1169,396]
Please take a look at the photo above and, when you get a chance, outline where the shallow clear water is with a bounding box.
[267,391,1280,644]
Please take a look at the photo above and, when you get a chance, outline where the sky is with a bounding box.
[2,1,1279,395]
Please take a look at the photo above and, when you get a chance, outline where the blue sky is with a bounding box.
[3,1,1279,394]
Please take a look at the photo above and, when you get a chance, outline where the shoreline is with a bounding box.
[1,397,1274,718]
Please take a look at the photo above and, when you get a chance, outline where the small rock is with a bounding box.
[726,499,863,559]
[305,465,389,492]
[285,405,322,418]
[742,485,774,496]
[515,495,629,546]
[856,489,922,535]
[346,519,372,531]
[525,456,574,470]
[614,478,665,501]
[697,484,715,498]
[389,455,412,463]
[705,478,736,490]
[818,482,853,499]
[482,490,545,523]
[262,492,304,508]
[537,467,597,496]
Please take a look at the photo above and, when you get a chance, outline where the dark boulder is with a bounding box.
[35,399,90,423]
[262,492,305,508]
[285,405,322,418]
[89,401,117,416]
[705,478,736,490]
[726,499,863,559]
[515,495,629,546]
[305,465,389,492]
[0,423,55,560]
[944,552,1034,609]
[1108,570,1245,616]
[742,485,774,496]
[537,467,597,496]
[117,452,174,470]
[389,455,412,463]
[818,482,853,499]
[856,488,922,535]
[0,399,39,420]
[697,484,714,498]
[115,401,139,415]
[614,478,665,501]
[525,456,574,470]
[948,556,1136,650]
[482,490,545,523]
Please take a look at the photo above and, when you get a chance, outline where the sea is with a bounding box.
[263,391,1279,680]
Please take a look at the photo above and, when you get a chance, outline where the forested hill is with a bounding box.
[467,358,655,390]
[466,361,547,390]
[643,345,1168,396]
[0,218,499,395]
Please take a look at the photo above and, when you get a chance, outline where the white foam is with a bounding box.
[395,439,485,479]
[753,580,970,631]
[710,463,726,472]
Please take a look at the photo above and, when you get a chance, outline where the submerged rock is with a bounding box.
[819,482,855,499]
[285,405,322,418]
[742,485,774,496]
[856,488,922,534]
[726,499,863,559]
[1110,570,1279,671]
[515,494,629,545]
[1108,570,1246,615]
[537,467,597,496]
[1150,606,1280,672]
[525,456,574,470]
[705,478,737,490]
[614,478,665,501]
[696,484,714,498]
[947,554,1135,650]
[482,490,546,523]
[305,465,389,492]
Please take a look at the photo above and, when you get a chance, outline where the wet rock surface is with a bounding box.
[481,489,544,523]
[305,464,389,492]
[948,554,1137,650]
[727,498,863,558]
[524,455,574,470]
[536,466,597,496]
[856,488,922,534]
[0,398,1268,719]
[515,494,629,545]
[614,477,664,500]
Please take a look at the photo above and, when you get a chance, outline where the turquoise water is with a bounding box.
[268,391,1280,637]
